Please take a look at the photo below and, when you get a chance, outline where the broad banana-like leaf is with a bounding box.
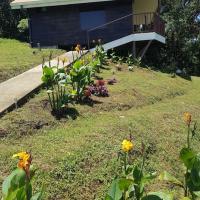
[159,171,183,187]
[142,191,173,200]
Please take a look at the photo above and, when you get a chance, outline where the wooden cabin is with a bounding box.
[11,0,165,52]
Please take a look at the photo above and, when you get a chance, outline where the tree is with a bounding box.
[146,0,200,76]
[0,0,27,39]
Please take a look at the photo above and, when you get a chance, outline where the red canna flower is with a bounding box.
[96,80,105,86]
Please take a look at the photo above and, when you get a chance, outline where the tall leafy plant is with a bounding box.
[0,0,27,39]
[159,112,200,199]
[42,65,72,117]
[106,139,172,200]
[94,41,107,72]
[145,0,200,76]
[68,60,93,101]
[2,152,43,200]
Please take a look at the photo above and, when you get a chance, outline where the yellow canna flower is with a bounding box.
[183,112,192,125]
[12,152,32,178]
[122,139,134,152]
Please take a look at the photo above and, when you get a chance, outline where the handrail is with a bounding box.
[88,12,156,32]
[88,13,133,32]
[87,12,165,50]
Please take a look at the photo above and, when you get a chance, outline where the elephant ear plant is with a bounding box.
[106,139,172,200]
[68,60,93,101]
[42,63,73,117]
[159,112,200,200]
[2,152,43,200]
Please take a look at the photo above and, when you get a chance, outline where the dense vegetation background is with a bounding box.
[0,0,27,40]
[155,0,200,76]
[0,0,199,75]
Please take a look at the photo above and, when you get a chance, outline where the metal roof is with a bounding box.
[11,0,114,9]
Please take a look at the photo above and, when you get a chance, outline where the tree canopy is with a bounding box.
[0,0,26,39]
[157,0,200,75]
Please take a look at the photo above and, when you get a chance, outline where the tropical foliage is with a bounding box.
[41,44,108,117]
[159,112,200,199]
[106,113,200,200]
[0,0,27,40]
[2,152,43,200]
[146,0,200,76]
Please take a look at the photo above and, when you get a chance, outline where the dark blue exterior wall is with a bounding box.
[28,0,132,47]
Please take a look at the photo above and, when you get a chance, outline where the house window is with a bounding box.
[80,10,106,30]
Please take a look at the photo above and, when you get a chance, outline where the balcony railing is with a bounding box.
[87,12,165,49]
[133,12,165,35]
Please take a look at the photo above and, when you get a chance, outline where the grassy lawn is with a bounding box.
[0,62,200,199]
[0,38,64,83]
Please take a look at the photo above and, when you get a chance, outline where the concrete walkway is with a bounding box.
[0,51,81,115]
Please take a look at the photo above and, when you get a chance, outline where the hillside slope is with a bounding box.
[0,63,200,199]
[0,38,64,83]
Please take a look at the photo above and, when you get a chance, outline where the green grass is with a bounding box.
[0,38,64,83]
[0,62,200,199]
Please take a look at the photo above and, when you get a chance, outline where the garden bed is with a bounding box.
[1,57,200,199]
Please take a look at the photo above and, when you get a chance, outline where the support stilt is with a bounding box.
[139,40,152,59]
[132,41,136,58]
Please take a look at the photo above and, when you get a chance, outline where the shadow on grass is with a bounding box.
[79,98,103,107]
[101,65,110,70]
[93,75,104,80]
[52,107,79,120]
[142,65,192,81]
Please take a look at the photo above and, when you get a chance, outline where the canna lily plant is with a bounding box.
[2,152,43,200]
[67,60,93,101]
[41,52,75,117]
[159,112,200,200]
[94,40,107,71]
[106,138,172,200]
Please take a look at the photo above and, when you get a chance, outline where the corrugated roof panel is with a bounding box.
[11,0,114,9]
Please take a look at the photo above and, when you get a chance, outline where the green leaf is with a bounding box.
[106,179,123,200]
[15,187,27,200]
[193,191,200,197]
[41,66,55,84]
[30,191,44,200]
[180,148,196,169]
[142,172,157,185]
[159,171,183,187]
[2,168,26,199]
[26,182,33,200]
[42,66,54,77]
[118,178,133,191]
[142,192,173,200]
[185,173,200,192]
[105,194,113,200]
[73,60,82,69]
[133,165,142,184]
[191,154,200,187]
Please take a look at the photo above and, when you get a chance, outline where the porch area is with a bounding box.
[87,12,166,51]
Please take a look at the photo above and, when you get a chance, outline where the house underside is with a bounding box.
[11,0,166,52]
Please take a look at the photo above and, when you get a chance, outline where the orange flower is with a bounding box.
[12,152,32,178]
[184,112,192,125]
[75,44,81,53]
